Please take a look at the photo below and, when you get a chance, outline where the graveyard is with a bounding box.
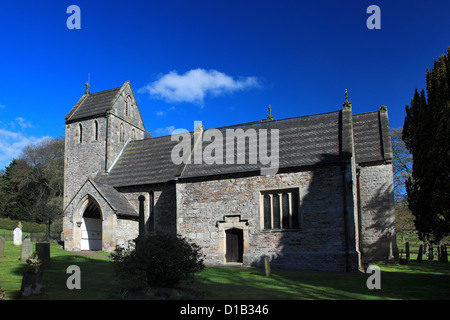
[0,228,449,300]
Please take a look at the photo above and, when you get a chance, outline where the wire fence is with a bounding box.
[0,231,62,242]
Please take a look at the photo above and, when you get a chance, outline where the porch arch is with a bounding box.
[74,195,104,251]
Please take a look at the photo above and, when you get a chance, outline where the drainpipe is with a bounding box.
[341,164,350,272]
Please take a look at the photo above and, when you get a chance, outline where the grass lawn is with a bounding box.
[0,240,120,300]
[1,237,449,300]
[179,262,450,300]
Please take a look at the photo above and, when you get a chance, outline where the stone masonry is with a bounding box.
[63,82,398,271]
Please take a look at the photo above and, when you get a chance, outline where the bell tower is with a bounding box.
[63,81,146,208]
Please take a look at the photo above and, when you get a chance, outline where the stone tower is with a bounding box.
[63,81,146,208]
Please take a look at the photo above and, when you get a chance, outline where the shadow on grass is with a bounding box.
[10,249,120,300]
[179,263,450,300]
[6,244,450,300]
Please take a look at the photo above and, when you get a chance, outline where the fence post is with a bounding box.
[441,245,448,262]
[405,242,410,264]
[417,244,423,262]
[427,243,434,260]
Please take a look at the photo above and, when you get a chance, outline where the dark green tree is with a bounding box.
[402,46,450,243]
[0,137,64,224]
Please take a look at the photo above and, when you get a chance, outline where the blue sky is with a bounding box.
[0,0,449,170]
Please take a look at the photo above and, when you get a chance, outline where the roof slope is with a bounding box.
[353,111,384,163]
[181,111,341,179]
[65,86,121,122]
[99,109,388,188]
[92,180,138,218]
[99,135,181,187]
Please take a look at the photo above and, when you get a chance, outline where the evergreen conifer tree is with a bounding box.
[402,46,450,243]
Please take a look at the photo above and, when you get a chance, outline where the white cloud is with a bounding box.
[16,117,34,129]
[0,118,50,169]
[0,104,5,109]
[153,126,176,137]
[139,68,261,104]
[155,106,176,117]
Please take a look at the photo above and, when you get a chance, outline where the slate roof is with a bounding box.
[99,135,182,187]
[99,109,389,188]
[65,86,122,122]
[92,179,138,218]
[353,111,384,163]
[180,111,342,179]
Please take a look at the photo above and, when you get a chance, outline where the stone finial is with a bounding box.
[266,105,273,121]
[342,89,352,109]
[85,82,90,94]
[380,105,387,111]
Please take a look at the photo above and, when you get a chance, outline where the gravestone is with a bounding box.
[20,238,33,261]
[0,236,5,257]
[21,272,42,297]
[36,242,50,269]
[13,227,23,246]
[264,256,271,277]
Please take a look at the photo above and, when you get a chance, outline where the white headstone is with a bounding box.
[13,227,23,246]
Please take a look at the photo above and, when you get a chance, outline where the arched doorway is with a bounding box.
[80,198,102,251]
[226,228,243,263]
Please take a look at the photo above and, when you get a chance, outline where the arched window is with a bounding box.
[131,128,135,141]
[120,123,124,142]
[93,120,98,141]
[126,96,131,117]
[78,124,83,143]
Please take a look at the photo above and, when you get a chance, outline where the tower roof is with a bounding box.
[65,82,127,123]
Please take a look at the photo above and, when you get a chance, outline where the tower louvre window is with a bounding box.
[120,123,124,142]
[126,95,131,117]
[78,124,83,143]
[93,120,98,141]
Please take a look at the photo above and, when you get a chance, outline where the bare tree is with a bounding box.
[391,128,412,202]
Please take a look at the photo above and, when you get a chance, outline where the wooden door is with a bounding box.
[226,228,243,262]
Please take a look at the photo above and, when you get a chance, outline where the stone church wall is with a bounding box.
[176,165,352,271]
[117,184,177,236]
[64,118,108,208]
[359,163,398,263]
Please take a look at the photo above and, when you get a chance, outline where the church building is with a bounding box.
[62,81,398,271]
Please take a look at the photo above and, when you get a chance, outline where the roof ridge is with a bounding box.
[88,86,122,96]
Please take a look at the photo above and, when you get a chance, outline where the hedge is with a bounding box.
[0,218,47,233]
